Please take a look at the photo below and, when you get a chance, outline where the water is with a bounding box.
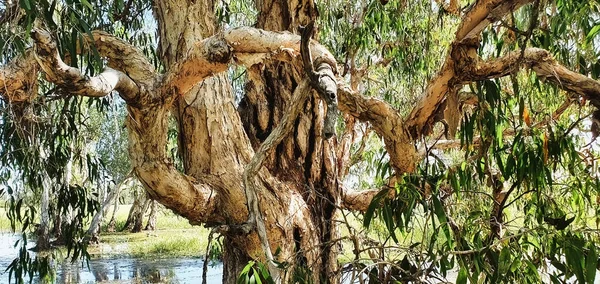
[0,233,223,284]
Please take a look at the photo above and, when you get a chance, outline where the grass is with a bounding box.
[0,207,12,232]
[0,203,212,259]
[90,204,211,258]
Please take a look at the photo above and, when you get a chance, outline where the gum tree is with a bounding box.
[1,0,599,283]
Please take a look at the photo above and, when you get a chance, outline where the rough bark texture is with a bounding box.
[5,0,600,282]
[237,0,340,281]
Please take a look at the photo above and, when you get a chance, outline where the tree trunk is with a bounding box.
[137,0,340,282]
[123,188,149,233]
[106,182,122,233]
[238,0,341,282]
[144,200,157,231]
[86,176,130,243]
[37,177,51,250]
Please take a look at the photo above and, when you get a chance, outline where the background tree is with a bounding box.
[1,0,599,283]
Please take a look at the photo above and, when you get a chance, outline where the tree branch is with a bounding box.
[159,26,419,174]
[85,31,156,84]
[456,0,534,42]
[341,185,392,212]
[472,48,600,108]
[299,21,339,139]
[161,27,338,97]
[405,0,534,139]
[0,51,38,103]
[31,29,139,100]
[338,86,417,174]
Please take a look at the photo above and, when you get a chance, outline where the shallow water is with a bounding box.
[0,233,223,284]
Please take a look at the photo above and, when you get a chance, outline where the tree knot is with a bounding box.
[204,36,232,64]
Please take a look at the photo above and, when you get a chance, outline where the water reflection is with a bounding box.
[0,233,223,284]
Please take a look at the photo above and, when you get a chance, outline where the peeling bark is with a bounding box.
[31,29,139,99]
[3,0,600,282]
[0,52,38,103]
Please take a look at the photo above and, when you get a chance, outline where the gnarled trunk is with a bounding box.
[239,0,340,281]
[128,0,342,282]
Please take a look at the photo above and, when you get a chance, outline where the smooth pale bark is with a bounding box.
[86,175,132,242]
[124,188,149,233]
[31,30,139,99]
[144,201,157,231]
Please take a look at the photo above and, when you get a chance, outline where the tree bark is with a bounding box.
[6,0,596,282]
[37,177,51,250]
[237,1,340,282]
[144,200,157,231]
[123,188,149,233]
[86,175,131,243]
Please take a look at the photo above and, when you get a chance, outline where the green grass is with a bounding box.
[91,204,211,258]
[0,203,211,258]
[91,228,209,258]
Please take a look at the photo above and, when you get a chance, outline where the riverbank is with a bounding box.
[0,205,219,283]
[88,205,211,258]
[0,205,212,259]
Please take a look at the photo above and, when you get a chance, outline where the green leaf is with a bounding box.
[363,188,389,228]
[585,244,597,284]
[498,247,511,274]
[80,0,94,10]
[456,266,468,284]
[586,24,600,42]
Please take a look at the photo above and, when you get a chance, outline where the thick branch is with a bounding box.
[124,107,222,225]
[473,48,600,108]
[31,29,139,100]
[0,51,38,102]
[405,0,533,139]
[338,86,417,174]
[456,0,534,42]
[341,187,388,212]
[85,31,156,84]
[162,27,337,96]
